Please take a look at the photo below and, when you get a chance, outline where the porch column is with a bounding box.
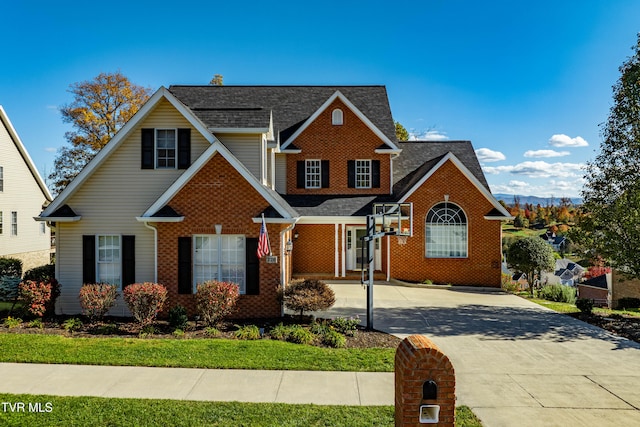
[334,223,339,277]
[341,223,346,277]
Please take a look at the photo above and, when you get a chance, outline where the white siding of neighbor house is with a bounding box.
[275,153,287,194]
[55,99,211,315]
[216,133,262,180]
[0,114,51,271]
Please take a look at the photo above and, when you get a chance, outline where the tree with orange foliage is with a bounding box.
[49,71,152,195]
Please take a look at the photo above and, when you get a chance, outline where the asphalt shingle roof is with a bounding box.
[168,85,396,142]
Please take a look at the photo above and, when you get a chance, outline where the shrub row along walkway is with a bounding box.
[0,362,393,406]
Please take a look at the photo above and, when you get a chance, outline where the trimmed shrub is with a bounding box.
[617,297,640,310]
[23,264,55,282]
[195,280,240,326]
[280,279,336,316]
[576,298,594,314]
[537,284,577,304]
[0,276,21,301]
[123,282,168,327]
[0,257,22,278]
[79,283,118,321]
[19,280,55,317]
[168,305,189,330]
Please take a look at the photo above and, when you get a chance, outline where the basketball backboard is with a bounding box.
[372,202,413,236]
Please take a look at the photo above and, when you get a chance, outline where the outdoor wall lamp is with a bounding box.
[293,232,299,240]
[285,239,293,253]
[215,224,222,234]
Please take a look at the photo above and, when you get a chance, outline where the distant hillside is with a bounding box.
[494,194,582,206]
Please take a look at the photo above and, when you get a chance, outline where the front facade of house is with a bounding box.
[0,106,52,273]
[38,85,510,317]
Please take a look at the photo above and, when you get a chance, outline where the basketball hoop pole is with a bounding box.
[366,215,375,330]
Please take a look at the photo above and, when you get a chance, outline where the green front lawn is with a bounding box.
[0,333,395,372]
[529,298,640,318]
[0,394,482,427]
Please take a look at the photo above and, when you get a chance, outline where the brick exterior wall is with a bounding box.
[577,285,608,307]
[395,334,456,426]
[286,99,391,195]
[612,270,640,308]
[292,224,338,275]
[390,160,502,287]
[154,153,289,318]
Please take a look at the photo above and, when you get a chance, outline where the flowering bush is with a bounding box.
[195,280,240,326]
[122,282,168,327]
[79,283,119,321]
[18,280,54,317]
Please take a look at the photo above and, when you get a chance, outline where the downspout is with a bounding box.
[280,220,298,316]
[143,222,158,282]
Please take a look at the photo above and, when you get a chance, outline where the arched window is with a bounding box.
[425,202,467,258]
[332,108,343,125]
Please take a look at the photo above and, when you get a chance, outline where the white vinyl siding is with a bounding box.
[0,116,50,261]
[216,134,262,180]
[54,99,210,315]
[275,154,287,194]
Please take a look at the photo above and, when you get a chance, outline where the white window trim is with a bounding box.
[425,202,468,258]
[305,159,322,189]
[96,234,122,285]
[155,128,177,169]
[193,234,246,294]
[355,159,372,189]
[332,108,344,125]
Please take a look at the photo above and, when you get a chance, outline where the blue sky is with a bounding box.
[1,0,639,198]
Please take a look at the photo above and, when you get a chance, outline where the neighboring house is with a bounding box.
[541,231,567,252]
[577,273,610,307]
[511,272,528,291]
[543,258,585,286]
[37,85,511,317]
[0,106,52,273]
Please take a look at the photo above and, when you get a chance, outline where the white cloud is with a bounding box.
[409,129,449,141]
[490,179,584,198]
[482,161,584,178]
[549,134,588,147]
[475,148,506,162]
[524,149,570,158]
[44,147,57,153]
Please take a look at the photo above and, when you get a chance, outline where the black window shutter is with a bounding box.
[82,235,96,284]
[245,238,259,295]
[372,160,381,188]
[347,160,356,188]
[122,235,135,289]
[178,237,192,294]
[321,160,330,188]
[177,128,191,169]
[296,161,305,188]
[141,128,154,169]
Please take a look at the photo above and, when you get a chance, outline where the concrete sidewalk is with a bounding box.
[0,363,393,406]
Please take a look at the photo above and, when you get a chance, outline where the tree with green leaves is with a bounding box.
[395,121,409,141]
[581,34,640,276]
[48,72,152,195]
[506,237,556,297]
[210,74,224,85]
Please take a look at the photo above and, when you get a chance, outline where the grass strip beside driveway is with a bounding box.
[0,334,395,372]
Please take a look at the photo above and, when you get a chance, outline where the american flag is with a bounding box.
[257,215,270,258]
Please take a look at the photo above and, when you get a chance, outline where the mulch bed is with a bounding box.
[0,315,402,349]
[568,312,640,344]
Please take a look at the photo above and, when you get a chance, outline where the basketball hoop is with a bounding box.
[397,235,408,245]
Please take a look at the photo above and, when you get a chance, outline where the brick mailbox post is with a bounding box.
[395,335,456,426]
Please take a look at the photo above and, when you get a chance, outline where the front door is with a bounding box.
[346,227,381,271]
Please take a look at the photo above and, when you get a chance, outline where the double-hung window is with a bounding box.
[355,160,371,188]
[156,129,176,168]
[10,212,17,236]
[0,166,4,192]
[0,211,3,234]
[425,202,468,258]
[305,160,321,189]
[97,235,121,285]
[194,235,246,293]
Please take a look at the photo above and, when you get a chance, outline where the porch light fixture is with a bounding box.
[215,224,222,234]
[293,231,299,240]
[285,239,294,253]
[444,194,449,202]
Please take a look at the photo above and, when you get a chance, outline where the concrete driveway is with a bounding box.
[323,282,640,427]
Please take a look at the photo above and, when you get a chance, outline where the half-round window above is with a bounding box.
[425,202,468,258]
